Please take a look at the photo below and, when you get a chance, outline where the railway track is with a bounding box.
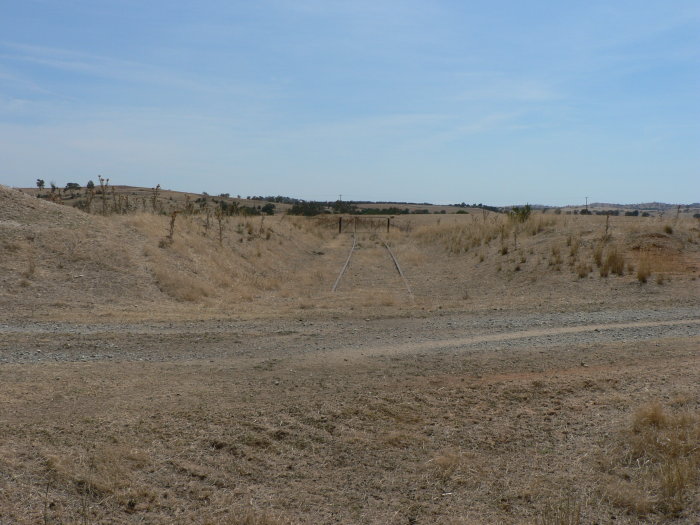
[331,235,414,300]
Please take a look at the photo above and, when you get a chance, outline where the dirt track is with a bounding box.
[1,306,697,365]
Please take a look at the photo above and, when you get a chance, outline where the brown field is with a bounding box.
[1,184,699,524]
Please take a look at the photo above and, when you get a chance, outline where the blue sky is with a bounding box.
[1,1,698,205]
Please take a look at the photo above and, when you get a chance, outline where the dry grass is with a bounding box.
[603,401,700,518]
[122,213,327,305]
[601,246,625,277]
[536,496,583,525]
[637,255,651,283]
[3,182,700,320]
[2,338,697,524]
[576,263,592,279]
[593,243,604,268]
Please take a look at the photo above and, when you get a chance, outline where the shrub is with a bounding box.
[508,204,531,223]
[289,201,326,216]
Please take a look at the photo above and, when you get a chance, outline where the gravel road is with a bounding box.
[1,306,697,365]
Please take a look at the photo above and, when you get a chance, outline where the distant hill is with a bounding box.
[588,202,700,210]
[13,185,700,214]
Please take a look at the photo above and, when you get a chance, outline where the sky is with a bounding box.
[1,1,698,206]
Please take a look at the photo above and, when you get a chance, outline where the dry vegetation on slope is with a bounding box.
[1,185,337,319]
[2,184,699,320]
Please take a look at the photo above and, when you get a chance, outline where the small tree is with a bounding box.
[509,204,532,223]
[36,179,45,191]
[86,180,95,190]
[332,200,358,214]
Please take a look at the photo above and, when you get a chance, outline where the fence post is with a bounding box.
[339,216,342,234]
[387,217,390,233]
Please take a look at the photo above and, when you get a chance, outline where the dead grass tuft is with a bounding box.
[536,495,583,525]
[633,402,667,430]
[636,252,652,283]
[593,243,604,268]
[45,446,149,499]
[601,247,625,277]
[575,263,591,279]
[603,402,700,518]
[222,508,287,524]
[152,263,214,302]
[427,450,467,481]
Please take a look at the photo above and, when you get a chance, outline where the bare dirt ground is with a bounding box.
[1,185,699,524]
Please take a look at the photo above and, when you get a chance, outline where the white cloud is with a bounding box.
[0,42,279,99]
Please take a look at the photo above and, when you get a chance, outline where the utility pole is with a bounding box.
[338,194,342,202]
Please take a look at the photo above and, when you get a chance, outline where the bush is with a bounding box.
[288,201,326,216]
[509,204,531,223]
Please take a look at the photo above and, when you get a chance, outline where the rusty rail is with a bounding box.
[382,241,414,300]
[331,235,413,301]
[331,234,357,292]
